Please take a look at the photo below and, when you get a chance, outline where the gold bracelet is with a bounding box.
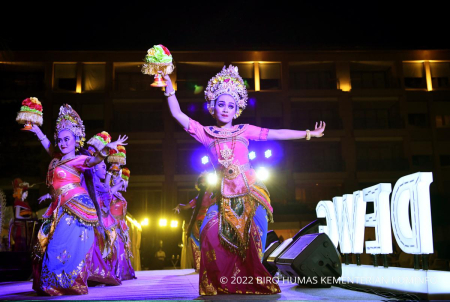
[306,130,311,140]
[99,147,109,158]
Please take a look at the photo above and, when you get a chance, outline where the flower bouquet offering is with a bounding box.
[141,44,174,87]
[108,145,126,171]
[16,97,43,131]
[87,131,111,152]
[121,167,130,182]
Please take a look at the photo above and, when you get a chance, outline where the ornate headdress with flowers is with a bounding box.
[205,65,248,118]
[54,104,86,149]
[121,167,130,185]
[87,131,111,153]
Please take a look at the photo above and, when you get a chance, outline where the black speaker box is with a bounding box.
[263,241,281,276]
[265,230,279,249]
[276,233,341,287]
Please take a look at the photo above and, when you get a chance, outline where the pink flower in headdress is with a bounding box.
[224,78,230,83]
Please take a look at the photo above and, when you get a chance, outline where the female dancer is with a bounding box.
[110,168,136,280]
[174,172,216,271]
[30,104,127,295]
[161,66,325,295]
[87,159,122,286]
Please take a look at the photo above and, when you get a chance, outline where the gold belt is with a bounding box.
[52,183,82,198]
[221,162,251,180]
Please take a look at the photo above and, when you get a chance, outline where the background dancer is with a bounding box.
[161,66,325,295]
[174,172,216,272]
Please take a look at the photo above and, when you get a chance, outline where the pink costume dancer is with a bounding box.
[161,65,325,295]
[31,104,128,296]
[110,168,136,280]
[174,173,216,271]
[85,132,122,286]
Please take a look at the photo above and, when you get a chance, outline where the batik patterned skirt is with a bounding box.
[32,194,98,296]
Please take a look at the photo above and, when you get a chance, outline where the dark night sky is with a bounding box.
[1,2,448,52]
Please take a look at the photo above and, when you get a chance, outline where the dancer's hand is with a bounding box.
[30,125,45,139]
[173,205,181,214]
[311,121,326,138]
[107,135,128,151]
[38,193,51,204]
[160,71,175,93]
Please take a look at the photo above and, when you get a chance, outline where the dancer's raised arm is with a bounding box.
[30,125,54,157]
[86,135,128,167]
[267,121,326,140]
[162,73,189,129]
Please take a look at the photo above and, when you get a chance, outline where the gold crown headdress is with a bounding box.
[205,65,248,118]
[54,104,86,148]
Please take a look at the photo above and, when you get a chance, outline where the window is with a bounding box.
[408,113,429,128]
[292,142,344,172]
[440,155,450,167]
[176,62,224,93]
[0,62,45,93]
[82,103,104,131]
[403,62,426,89]
[259,63,281,90]
[356,142,409,171]
[353,101,404,129]
[289,62,336,90]
[412,155,433,169]
[350,62,397,89]
[54,64,77,91]
[436,115,450,128]
[114,62,153,92]
[290,101,342,130]
[232,62,255,90]
[430,62,450,89]
[177,188,198,206]
[112,100,164,132]
[83,64,105,91]
[126,190,162,216]
[260,101,283,129]
[126,143,164,175]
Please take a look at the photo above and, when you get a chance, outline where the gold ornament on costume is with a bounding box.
[141,44,175,87]
[16,97,43,131]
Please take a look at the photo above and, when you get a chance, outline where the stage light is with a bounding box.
[207,173,217,185]
[141,218,149,226]
[201,156,209,165]
[249,151,256,160]
[159,218,167,227]
[171,220,178,228]
[256,167,269,181]
[265,149,272,158]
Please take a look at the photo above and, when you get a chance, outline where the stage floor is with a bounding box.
[0,269,384,301]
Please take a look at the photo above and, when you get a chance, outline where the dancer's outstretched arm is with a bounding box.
[267,121,326,140]
[86,135,128,167]
[162,73,189,129]
[30,125,54,157]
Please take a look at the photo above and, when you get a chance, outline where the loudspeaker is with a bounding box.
[263,241,280,276]
[265,230,279,249]
[292,218,326,241]
[275,233,341,287]
[266,237,293,275]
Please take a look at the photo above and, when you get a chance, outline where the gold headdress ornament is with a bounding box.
[205,65,248,118]
[54,104,86,148]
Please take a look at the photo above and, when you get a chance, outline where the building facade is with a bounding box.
[1,50,450,255]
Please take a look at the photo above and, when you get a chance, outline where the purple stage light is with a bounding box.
[249,151,256,160]
[201,156,209,165]
[265,149,272,158]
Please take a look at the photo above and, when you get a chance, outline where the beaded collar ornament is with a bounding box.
[54,104,86,148]
[205,65,248,119]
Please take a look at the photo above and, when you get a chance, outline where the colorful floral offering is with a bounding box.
[16,97,43,130]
